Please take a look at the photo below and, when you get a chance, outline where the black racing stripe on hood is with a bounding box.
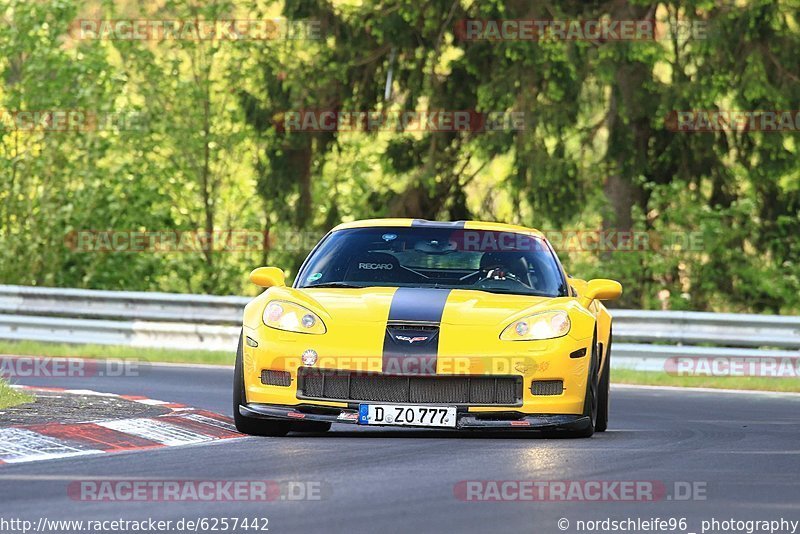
[386,287,451,323]
[382,288,451,375]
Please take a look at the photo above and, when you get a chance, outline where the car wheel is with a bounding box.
[595,328,611,432]
[233,332,291,437]
[566,331,599,438]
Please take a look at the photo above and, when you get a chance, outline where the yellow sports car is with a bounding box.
[234,219,621,437]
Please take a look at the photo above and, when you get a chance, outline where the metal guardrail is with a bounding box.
[611,309,800,349]
[0,285,798,369]
[0,285,245,352]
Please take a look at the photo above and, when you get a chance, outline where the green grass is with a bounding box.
[0,340,797,393]
[0,379,34,409]
[0,340,232,366]
[613,368,800,393]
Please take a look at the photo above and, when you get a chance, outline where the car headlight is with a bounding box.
[263,300,326,334]
[500,311,570,340]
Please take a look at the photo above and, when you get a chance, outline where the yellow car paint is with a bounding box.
[240,219,621,420]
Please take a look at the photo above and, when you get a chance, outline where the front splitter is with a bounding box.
[240,403,590,431]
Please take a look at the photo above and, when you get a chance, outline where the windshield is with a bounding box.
[295,227,568,297]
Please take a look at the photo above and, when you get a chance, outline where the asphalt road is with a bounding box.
[2,364,800,534]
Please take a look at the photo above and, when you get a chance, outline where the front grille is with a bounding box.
[387,323,439,331]
[298,368,522,405]
[261,369,292,387]
[531,380,564,396]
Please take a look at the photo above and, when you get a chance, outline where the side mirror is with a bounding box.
[249,267,286,288]
[584,279,622,302]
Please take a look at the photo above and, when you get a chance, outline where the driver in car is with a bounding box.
[479,252,531,285]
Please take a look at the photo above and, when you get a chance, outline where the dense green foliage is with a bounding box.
[1,0,797,312]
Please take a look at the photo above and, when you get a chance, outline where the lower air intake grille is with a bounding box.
[531,380,564,396]
[261,370,292,387]
[298,368,522,406]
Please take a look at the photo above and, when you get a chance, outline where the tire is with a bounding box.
[233,332,290,437]
[566,331,599,438]
[595,329,611,432]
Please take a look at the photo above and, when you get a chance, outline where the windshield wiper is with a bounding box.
[306,282,364,289]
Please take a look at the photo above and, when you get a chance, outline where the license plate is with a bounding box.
[358,404,457,428]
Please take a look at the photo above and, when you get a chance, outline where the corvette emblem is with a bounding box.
[396,335,429,344]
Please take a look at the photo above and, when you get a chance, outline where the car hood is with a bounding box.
[290,287,570,327]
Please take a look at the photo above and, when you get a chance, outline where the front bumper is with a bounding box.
[242,321,596,416]
[239,402,591,431]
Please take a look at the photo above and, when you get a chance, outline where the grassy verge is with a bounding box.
[0,378,34,409]
[0,340,797,393]
[613,368,800,393]
[0,340,232,366]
